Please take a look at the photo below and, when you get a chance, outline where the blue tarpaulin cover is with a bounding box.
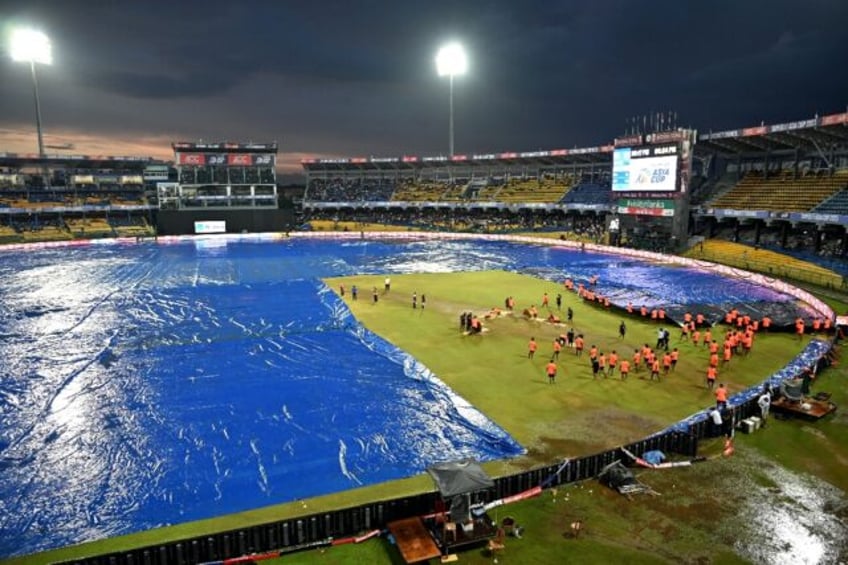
[0,237,825,557]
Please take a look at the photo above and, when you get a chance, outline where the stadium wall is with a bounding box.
[155,209,295,235]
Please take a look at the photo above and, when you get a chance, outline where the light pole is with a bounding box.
[10,28,52,158]
[436,42,467,157]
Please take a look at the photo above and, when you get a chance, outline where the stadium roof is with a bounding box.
[695,111,848,155]
[301,145,615,173]
[0,152,163,169]
[301,111,848,173]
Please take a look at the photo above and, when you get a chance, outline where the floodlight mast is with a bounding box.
[10,29,52,158]
[436,43,467,157]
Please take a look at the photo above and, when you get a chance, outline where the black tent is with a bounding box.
[598,460,636,491]
[427,459,494,523]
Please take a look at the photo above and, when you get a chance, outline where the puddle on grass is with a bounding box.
[734,462,848,565]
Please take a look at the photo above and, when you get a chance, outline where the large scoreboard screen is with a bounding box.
[612,144,678,192]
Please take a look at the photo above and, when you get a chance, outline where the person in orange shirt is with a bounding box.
[723,343,732,365]
[619,359,630,380]
[709,352,719,368]
[692,330,701,346]
[680,322,690,341]
[824,317,832,332]
[650,358,661,381]
[574,335,585,357]
[640,305,648,317]
[703,329,712,347]
[651,309,658,320]
[684,312,693,325]
[795,319,805,341]
[696,313,704,327]
[589,345,599,360]
[724,311,733,325]
[662,352,672,375]
[761,316,771,331]
[812,318,821,333]
[742,333,753,355]
[658,308,666,320]
[709,340,719,355]
[546,359,558,384]
[670,348,679,371]
[542,293,549,308]
[706,366,717,390]
[608,351,618,377]
[715,383,728,409]
[528,337,538,359]
[626,302,634,314]
[598,352,607,377]
[632,349,642,373]
[552,338,562,360]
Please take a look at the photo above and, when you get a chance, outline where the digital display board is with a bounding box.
[194,220,226,234]
[612,144,678,192]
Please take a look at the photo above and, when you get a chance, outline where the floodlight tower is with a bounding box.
[10,28,52,158]
[436,42,467,157]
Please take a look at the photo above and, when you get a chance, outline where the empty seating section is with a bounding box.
[709,170,847,212]
[306,178,395,202]
[813,190,848,214]
[497,176,573,203]
[811,172,848,214]
[560,182,612,205]
[686,239,842,288]
[109,216,154,237]
[65,217,115,237]
[391,179,450,202]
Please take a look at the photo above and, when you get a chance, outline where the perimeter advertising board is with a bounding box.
[617,198,675,216]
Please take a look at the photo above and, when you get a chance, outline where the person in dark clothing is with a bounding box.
[619,320,626,339]
[556,293,562,310]
[460,312,468,330]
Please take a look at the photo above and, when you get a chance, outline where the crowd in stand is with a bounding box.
[306,178,395,202]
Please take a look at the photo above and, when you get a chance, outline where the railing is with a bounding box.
[54,430,698,565]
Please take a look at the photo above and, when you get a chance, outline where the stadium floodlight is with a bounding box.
[10,28,52,158]
[436,42,467,157]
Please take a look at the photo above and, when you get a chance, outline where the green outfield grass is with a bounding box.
[328,270,808,470]
[8,270,845,565]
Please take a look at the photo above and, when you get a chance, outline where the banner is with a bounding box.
[227,154,252,166]
[178,153,206,165]
[253,154,275,165]
[617,198,675,216]
[821,113,848,126]
[614,135,643,147]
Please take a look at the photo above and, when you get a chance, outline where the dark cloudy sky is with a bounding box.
[1,0,846,176]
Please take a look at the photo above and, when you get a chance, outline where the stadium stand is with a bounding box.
[65,217,115,238]
[708,170,847,212]
[685,239,843,288]
[812,189,848,214]
[497,175,573,203]
[306,177,396,202]
[560,179,611,205]
[391,179,447,202]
